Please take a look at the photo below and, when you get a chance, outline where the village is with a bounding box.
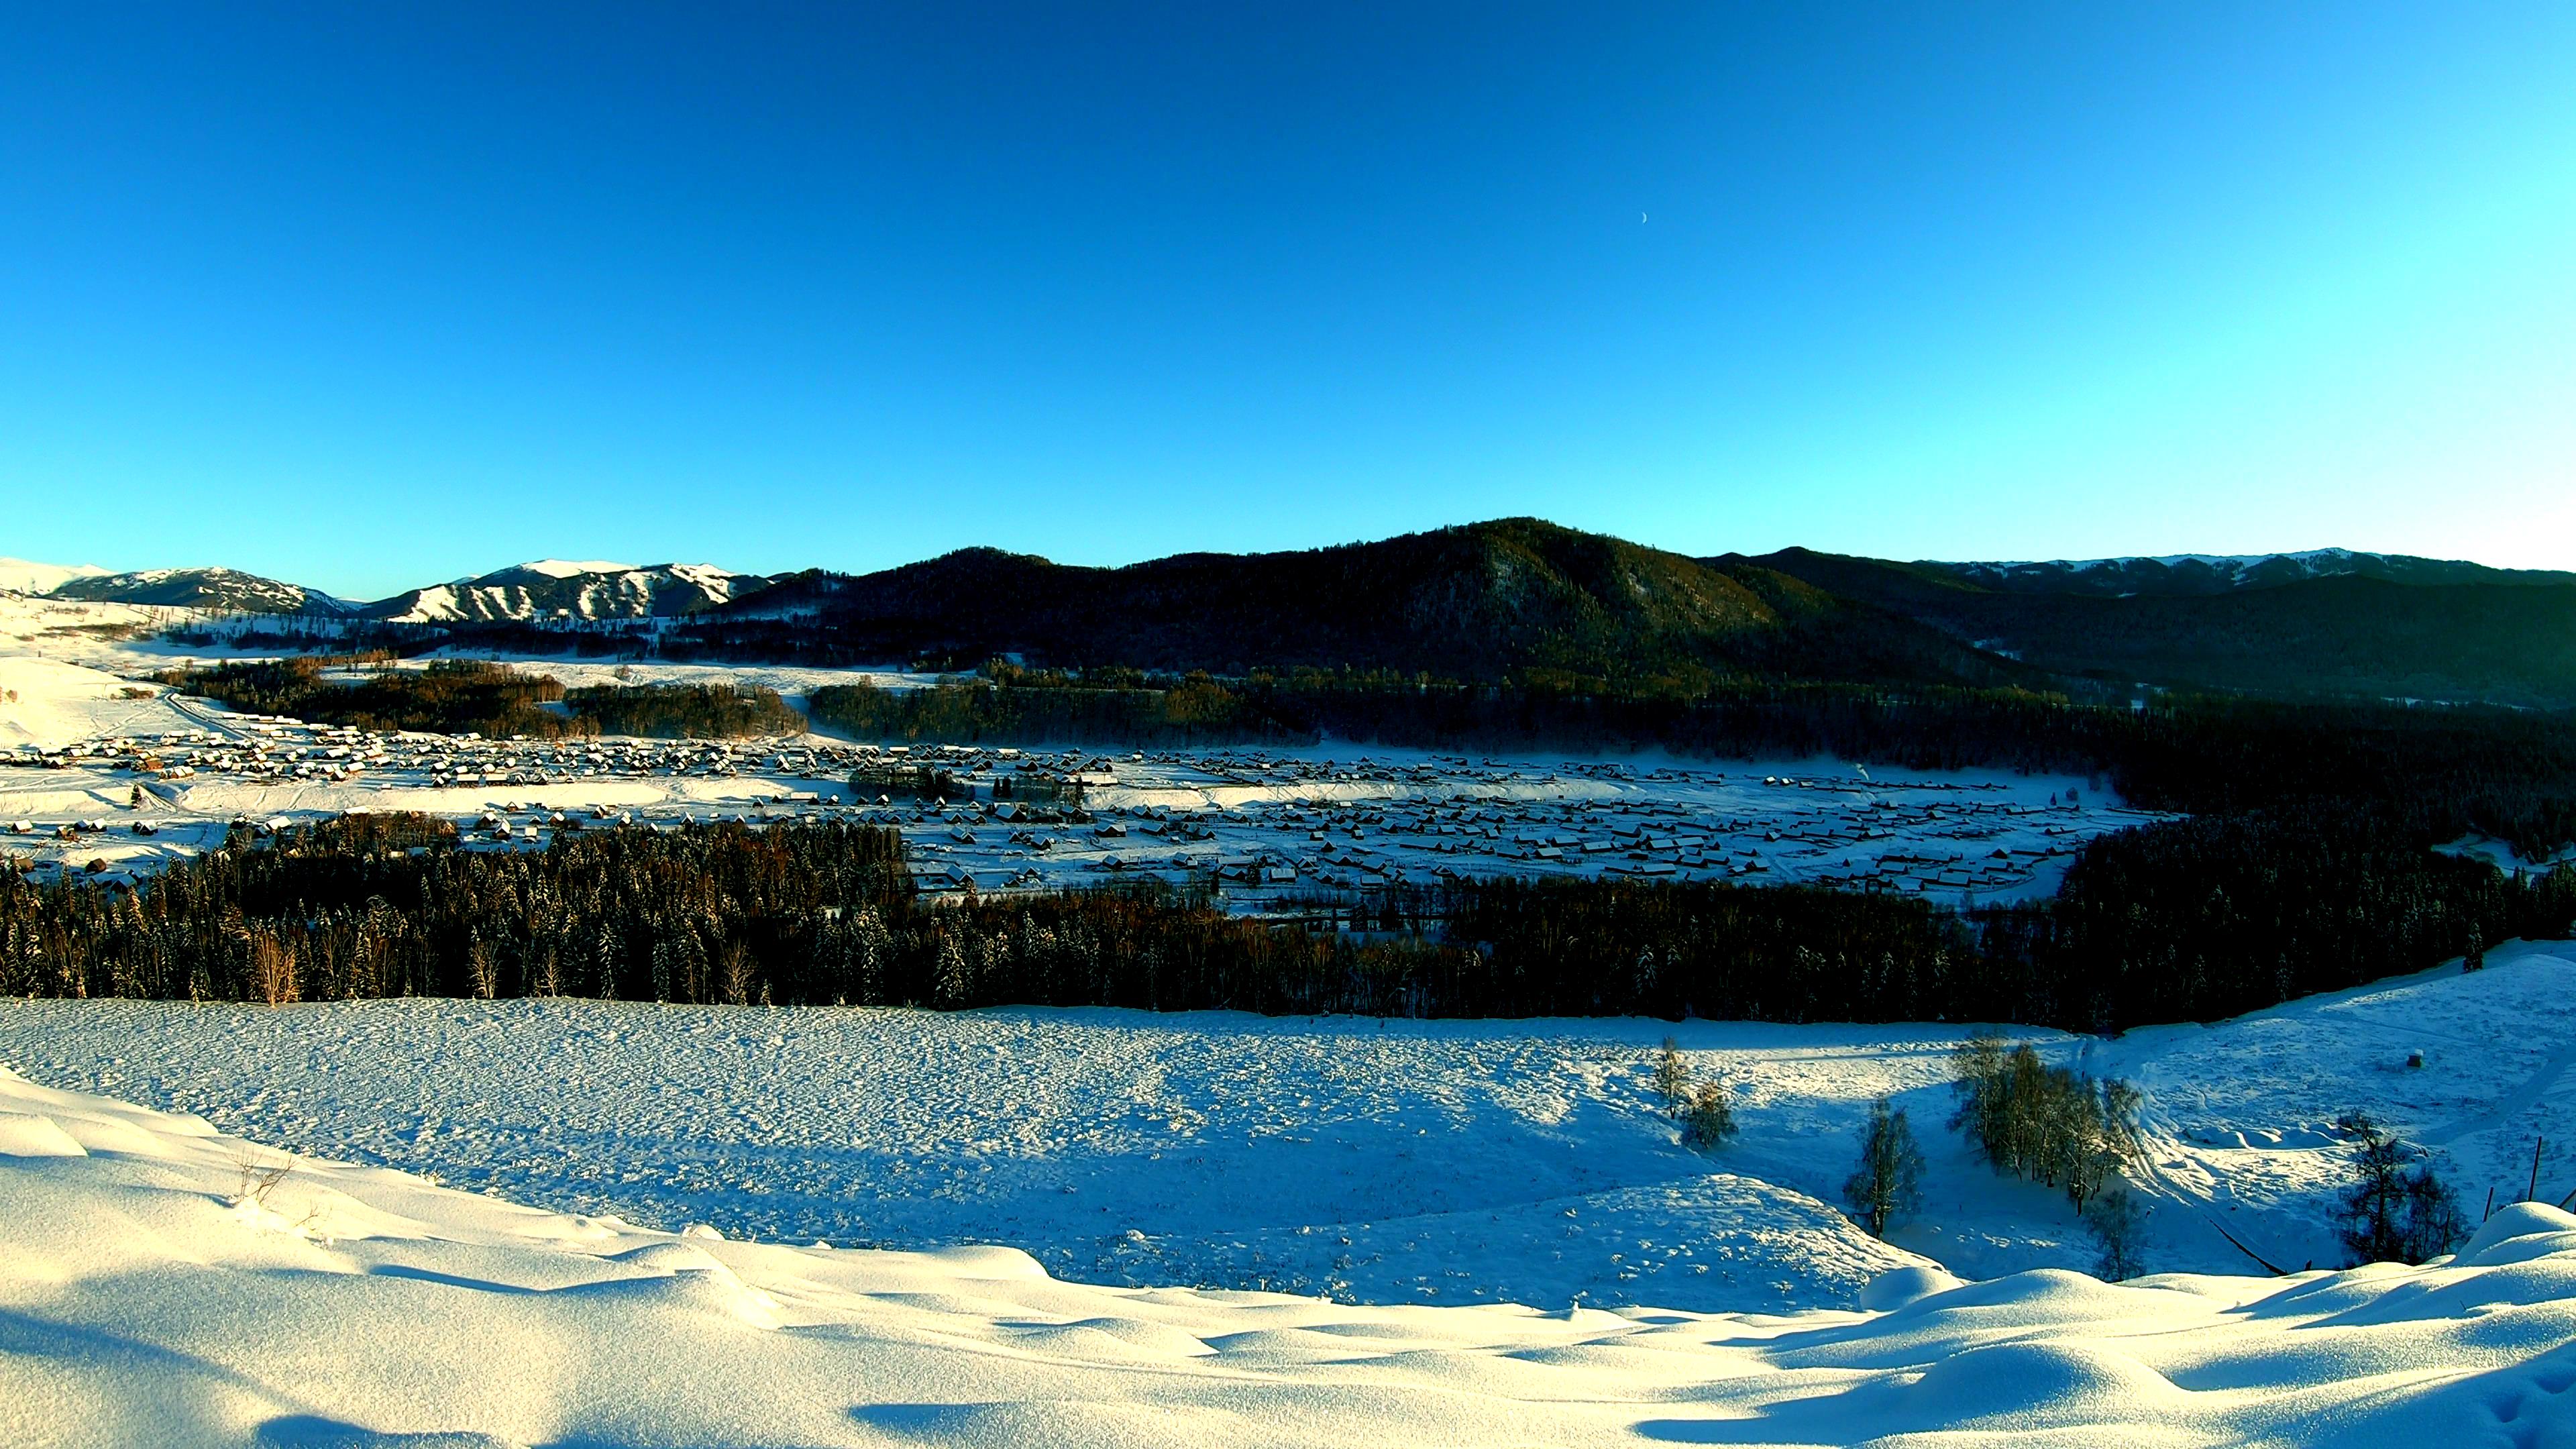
[0,706,2153,910]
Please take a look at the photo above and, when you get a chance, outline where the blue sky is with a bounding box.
[3,3,2571,598]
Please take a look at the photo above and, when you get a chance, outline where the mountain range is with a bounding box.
[364,561,772,623]
[12,524,2573,704]
[3,560,764,623]
[1922,549,2576,596]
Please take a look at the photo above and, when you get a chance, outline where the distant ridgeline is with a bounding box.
[6,814,2574,1032]
[124,521,2576,704]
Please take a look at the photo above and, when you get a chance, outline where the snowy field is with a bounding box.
[7,942,2573,1316]
[9,1042,2576,1445]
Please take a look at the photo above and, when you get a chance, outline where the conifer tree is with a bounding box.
[1652,1037,1689,1117]
[1680,1079,1737,1151]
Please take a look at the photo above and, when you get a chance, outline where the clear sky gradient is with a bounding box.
[5,3,2571,598]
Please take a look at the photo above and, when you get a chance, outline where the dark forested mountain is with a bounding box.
[683,525,2575,702]
[363,561,771,623]
[48,566,352,615]
[1725,547,2576,706]
[681,520,2029,690]
[32,527,2570,706]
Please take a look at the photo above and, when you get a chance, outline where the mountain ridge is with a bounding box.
[1921,549,2576,596]
[1733,547,2576,706]
[364,560,770,623]
[44,566,353,616]
[682,519,2031,690]
[15,526,2571,702]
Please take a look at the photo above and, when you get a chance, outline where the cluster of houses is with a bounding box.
[879,750,2138,905]
[4,723,2146,908]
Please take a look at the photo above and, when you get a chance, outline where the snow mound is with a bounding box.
[1896,1338,2185,1427]
[0,1110,87,1157]
[7,1070,2576,1446]
[1858,1263,1963,1310]
[2463,1201,2576,1263]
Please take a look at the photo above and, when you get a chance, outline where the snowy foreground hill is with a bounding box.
[7,947,2576,1443]
[5,1065,2576,1446]
[11,945,2576,1302]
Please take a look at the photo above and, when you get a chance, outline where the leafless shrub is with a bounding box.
[233,1153,291,1208]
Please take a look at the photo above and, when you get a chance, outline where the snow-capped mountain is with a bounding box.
[1935,549,2576,596]
[365,561,773,623]
[45,566,352,614]
[0,557,111,596]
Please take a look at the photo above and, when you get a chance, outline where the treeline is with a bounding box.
[15,816,2573,1028]
[806,674,1297,747]
[6,817,2003,1018]
[166,657,592,739]
[6,816,902,1005]
[563,682,803,739]
[1433,876,1996,1021]
[1982,801,2576,1030]
[0,816,1460,1014]
[849,762,961,802]
[164,659,804,740]
[1424,851,2576,1030]
[163,619,657,661]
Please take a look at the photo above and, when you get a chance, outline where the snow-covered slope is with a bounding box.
[0,592,237,747]
[0,558,111,596]
[1937,549,2576,596]
[3,1063,2574,1447]
[367,560,769,622]
[9,944,2573,1306]
[0,1002,1941,1313]
[0,655,210,748]
[46,566,351,615]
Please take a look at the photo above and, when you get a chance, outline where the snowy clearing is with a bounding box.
[7,1061,2576,1446]
[8,943,2574,1315]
